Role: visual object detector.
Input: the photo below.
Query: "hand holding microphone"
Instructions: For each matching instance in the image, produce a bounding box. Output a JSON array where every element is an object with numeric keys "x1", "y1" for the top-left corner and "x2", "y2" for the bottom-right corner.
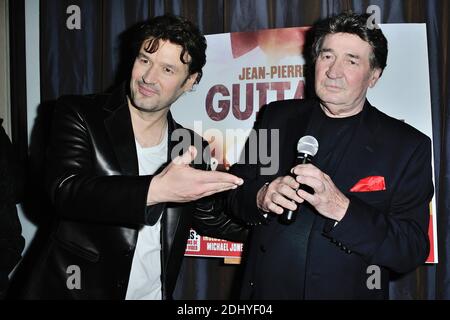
[
  {"x1": 257, "y1": 136, "x2": 318, "y2": 222},
  {"x1": 257, "y1": 135, "x2": 349, "y2": 222},
  {"x1": 282, "y1": 135, "x2": 319, "y2": 224}
]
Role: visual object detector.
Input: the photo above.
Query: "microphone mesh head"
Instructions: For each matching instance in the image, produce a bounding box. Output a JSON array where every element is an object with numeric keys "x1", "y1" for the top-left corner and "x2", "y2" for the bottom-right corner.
[{"x1": 297, "y1": 135, "x2": 319, "y2": 157}]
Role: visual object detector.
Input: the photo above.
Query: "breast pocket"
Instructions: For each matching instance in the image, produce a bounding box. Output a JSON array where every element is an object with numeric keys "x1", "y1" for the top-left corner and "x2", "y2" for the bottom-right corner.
[{"x1": 350, "y1": 190, "x2": 389, "y2": 207}]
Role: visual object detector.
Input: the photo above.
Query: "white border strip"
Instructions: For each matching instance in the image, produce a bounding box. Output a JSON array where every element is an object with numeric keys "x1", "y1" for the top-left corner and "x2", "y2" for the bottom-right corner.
[{"x1": 25, "y1": 0, "x2": 40, "y2": 142}]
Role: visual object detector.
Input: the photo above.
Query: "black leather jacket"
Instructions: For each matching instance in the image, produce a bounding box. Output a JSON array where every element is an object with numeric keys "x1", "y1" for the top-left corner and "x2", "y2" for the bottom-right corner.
[{"x1": 19, "y1": 85, "x2": 245, "y2": 299}]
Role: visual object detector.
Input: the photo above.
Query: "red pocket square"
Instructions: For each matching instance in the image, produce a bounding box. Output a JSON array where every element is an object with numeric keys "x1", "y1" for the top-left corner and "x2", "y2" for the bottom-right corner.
[{"x1": 350, "y1": 176, "x2": 386, "y2": 192}]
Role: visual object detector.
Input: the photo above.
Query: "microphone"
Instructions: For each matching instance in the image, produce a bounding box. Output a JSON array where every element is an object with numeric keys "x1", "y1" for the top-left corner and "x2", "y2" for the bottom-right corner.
[{"x1": 281, "y1": 135, "x2": 319, "y2": 224}]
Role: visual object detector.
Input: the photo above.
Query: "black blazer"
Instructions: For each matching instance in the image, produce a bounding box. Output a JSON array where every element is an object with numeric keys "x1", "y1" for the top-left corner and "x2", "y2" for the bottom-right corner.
[
  {"x1": 228, "y1": 98, "x2": 433, "y2": 299},
  {"x1": 16, "y1": 85, "x2": 244, "y2": 300}
]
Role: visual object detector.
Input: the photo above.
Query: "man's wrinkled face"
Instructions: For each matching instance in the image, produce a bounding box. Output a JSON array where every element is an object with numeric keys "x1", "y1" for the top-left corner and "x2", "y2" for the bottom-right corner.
[{"x1": 315, "y1": 33, "x2": 381, "y2": 117}]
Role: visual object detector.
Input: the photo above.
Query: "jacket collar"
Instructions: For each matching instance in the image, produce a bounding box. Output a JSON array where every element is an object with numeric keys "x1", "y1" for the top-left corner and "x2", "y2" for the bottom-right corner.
[
  {"x1": 311, "y1": 98, "x2": 379, "y2": 152},
  {"x1": 103, "y1": 82, "x2": 129, "y2": 112}
]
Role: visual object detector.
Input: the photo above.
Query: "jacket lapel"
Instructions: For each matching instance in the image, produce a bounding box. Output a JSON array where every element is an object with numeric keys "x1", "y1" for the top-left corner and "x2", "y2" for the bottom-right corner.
[
  {"x1": 332, "y1": 101, "x2": 380, "y2": 192},
  {"x1": 165, "y1": 112, "x2": 180, "y2": 165},
  {"x1": 160, "y1": 112, "x2": 186, "y2": 298},
  {"x1": 104, "y1": 85, "x2": 139, "y2": 176},
  {"x1": 278, "y1": 100, "x2": 316, "y2": 176}
]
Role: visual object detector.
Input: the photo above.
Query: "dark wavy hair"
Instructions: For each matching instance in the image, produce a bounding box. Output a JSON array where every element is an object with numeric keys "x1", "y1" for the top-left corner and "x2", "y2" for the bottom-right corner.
[
  {"x1": 311, "y1": 12, "x2": 388, "y2": 75},
  {"x1": 132, "y1": 14, "x2": 207, "y2": 84}
]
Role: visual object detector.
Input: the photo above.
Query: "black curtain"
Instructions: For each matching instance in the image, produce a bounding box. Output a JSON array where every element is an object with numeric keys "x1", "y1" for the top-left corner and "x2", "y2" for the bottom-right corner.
[
  {"x1": 32, "y1": 0, "x2": 450, "y2": 299},
  {"x1": 9, "y1": 0, "x2": 28, "y2": 164}
]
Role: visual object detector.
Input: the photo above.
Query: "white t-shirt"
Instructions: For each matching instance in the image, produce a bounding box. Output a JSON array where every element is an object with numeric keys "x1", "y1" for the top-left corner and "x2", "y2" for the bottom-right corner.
[{"x1": 125, "y1": 127, "x2": 168, "y2": 300}]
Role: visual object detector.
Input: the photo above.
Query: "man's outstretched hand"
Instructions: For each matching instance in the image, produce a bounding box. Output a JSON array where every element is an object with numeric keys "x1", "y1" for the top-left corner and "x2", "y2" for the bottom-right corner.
[{"x1": 147, "y1": 146, "x2": 244, "y2": 205}]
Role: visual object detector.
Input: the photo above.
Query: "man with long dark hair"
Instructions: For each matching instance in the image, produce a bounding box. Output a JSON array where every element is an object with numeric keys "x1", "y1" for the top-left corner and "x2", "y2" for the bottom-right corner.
[{"x1": 15, "y1": 14, "x2": 244, "y2": 300}]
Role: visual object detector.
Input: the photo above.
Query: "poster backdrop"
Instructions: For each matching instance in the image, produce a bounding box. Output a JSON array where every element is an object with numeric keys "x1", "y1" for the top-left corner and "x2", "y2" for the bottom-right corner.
[{"x1": 173, "y1": 24, "x2": 437, "y2": 263}]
